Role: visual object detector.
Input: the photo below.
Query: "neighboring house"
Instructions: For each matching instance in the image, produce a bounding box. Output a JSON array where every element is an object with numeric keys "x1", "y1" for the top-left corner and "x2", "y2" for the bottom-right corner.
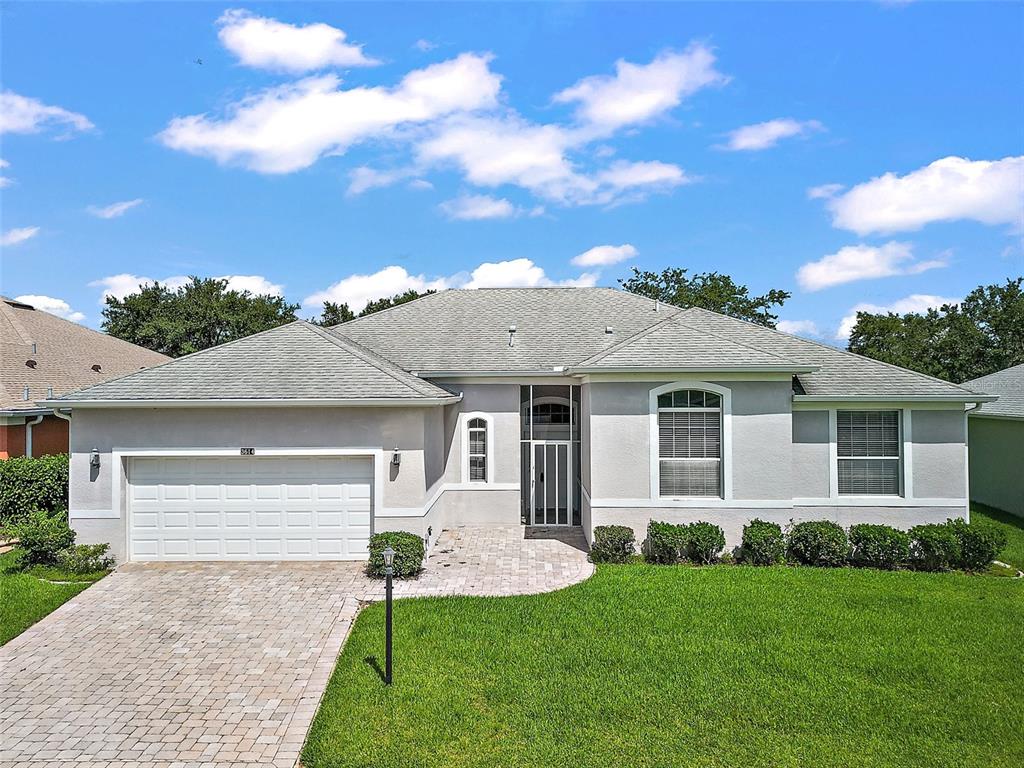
[
  {"x1": 45, "y1": 288, "x2": 993, "y2": 563},
  {"x1": 963, "y1": 363, "x2": 1024, "y2": 516},
  {"x1": 0, "y1": 295, "x2": 169, "y2": 458}
]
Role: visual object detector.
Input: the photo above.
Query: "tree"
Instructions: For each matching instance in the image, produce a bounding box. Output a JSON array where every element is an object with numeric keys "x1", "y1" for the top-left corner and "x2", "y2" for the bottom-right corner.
[
  {"x1": 315, "y1": 300, "x2": 355, "y2": 326},
  {"x1": 313, "y1": 289, "x2": 434, "y2": 326},
  {"x1": 847, "y1": 278, "x2": 1024, "y2": 382},
  {"x1": 619, "y1": 267, "x2": 791, "y2": 327},
  {"x1": 102, "y1": 277, "x2": 299, "y2": 357},
  {"x1": 359, "y1": 289, "x2": 434, "y2": 317}
]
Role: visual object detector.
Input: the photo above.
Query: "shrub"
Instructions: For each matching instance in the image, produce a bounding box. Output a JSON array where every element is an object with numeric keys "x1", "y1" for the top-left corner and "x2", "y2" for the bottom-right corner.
[
  {"x1": 55, "y1": 543, "x2": 115, "y2": 574},
  {"x1": 2, "y1": 509, "x2": 75, "y2": 566},
  {"x1": 0, "y1": 453, "x2": 69, "y2": 524},
  {"x1": 645, "y1": 521, "x2": 688, "y2": 564},
  {"x1": 848, "y1": 524, "x2": 910, "y2": 570},
  {"x1": 590, "y1": 525, "x2": 636, "y2": 563},
  {"x1": 685, "y1": 522, "x2": 725, "y2": 565},
  {"x1": 909, "y1": 523, "x2": 961, "y2": 572},
  {"x1": 787, "y1": 520, "x2": 849, "y2": 567},
  {"x1": 946, "y1": 518, "x2": 1008, "y2": 571},
  {"x1": 367, "y1": 531, "x2": 425, "y2": 578},
  {"x1": 740, "y1": 519, "x2": 785, "y2": 565}
]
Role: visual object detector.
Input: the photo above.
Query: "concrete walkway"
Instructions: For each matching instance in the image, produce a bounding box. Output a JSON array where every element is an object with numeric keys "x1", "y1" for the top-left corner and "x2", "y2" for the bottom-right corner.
[{"x1": 0, "y1": 526, "x2": 591, "y2": 768}]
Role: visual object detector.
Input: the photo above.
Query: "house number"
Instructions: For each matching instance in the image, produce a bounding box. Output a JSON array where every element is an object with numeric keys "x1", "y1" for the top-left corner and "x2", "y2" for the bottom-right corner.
[{"x1": 240, "y1": 448, "x2": 255, "y2": 455}]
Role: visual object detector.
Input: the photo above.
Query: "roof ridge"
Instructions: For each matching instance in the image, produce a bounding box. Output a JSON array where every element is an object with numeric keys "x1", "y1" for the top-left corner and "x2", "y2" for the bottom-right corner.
[
  {"x1": 330, "y1": 290, "x2": 443, "y2": 329},
  {"x1": 963, "y1": 361, "x2": 1024, "y2": 386},
  {"x1": 681, "y1": 306, "x2": 982, "y2": 396},
  {"x1": 303, "y1": 322, "x2": 447, "y2": 398},
  {"x1": 0, "y1": 297, "x2": 36, "y2": 345},
  {"x1": 671, "y1": 316, "x2": 805, "y2": 365},
  {"x1": 573, "y1": 313, "x2": 682, "y2": 367}
]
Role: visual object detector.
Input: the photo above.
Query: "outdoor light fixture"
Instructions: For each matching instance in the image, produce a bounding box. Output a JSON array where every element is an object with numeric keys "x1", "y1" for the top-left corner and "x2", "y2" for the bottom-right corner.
[
  {"x1": 391, "y1": 449, "x2": 401, "y2": 467},
  {"x1": 382, "y1": 545, "x2": 396, "y2": 685},
  {"x1": 89, "y1": 448, "x2": 100, "y2": 468}
]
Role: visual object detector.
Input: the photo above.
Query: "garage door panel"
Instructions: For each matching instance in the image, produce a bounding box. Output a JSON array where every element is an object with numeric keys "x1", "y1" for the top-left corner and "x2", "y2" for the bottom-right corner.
[{"x1": 129, "y1": 456, "x2": 373, "y2": 561}]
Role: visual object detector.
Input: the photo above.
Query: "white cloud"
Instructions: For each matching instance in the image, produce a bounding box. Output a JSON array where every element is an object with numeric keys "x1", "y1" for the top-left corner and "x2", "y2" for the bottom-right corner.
[
  {"x1": 807, "y1": 183, "x2": 843, "y2": 200},
  {"x1": 408, "y1": 178, "x2": 434, "y2": 191},
  {"x1": 217, "y1": 9, "x2": 378, "y2": 72},
  {"x1": 439, "y1": 194, "x2": 519, "y2": 220},
  {"x1": 347, "y1": 166, "x2": 416, "y2": 196},
  {"x1": 796, "y1": 241, "x2": 947, "y2": 291},
  {"x1": 0, "y1": 158, "x2": 12, "y2": 188},
  {"x1": 218, "y1": 274, "x2": 284, "y2": 296},
  {"x1": 553, "y1": 44, "x2": 728, "y2": 131},
  {"x1": 0, "y1": 90, "x2": 94, "y2": 135},
  {"x1": 776, "y1": 319, "x2": 820, "y2": 338},
  {"x1": 14, "y1": 295, "x2": 86, "y2": 323},
  {"x1": 159, "y1": 53, "x2": 502, "y2": 173},
  {"x1": 571, "y1": 243, "x2": 638, "y2": 267},
  {"x1": 720, "y1": 118, "x2": 823, "y2": 151},
  {"x1": 1, "y1": 226, "x2": 40, "y2": 246},
  {"x1": 836, "y1": 294, "x2": 960, "y2": 340},
  {"x1": 87, "y1": 198, "x2": 144, "y2": 219},
  {"x1": 596, "y1": 160, "x2": 692, "y2": 195},
  {"x1": 89, "y1": 273, "x2": 280, "y2": 302},
  {"x1": 826, "y1": 156, "x2": 1024, "y2": 235},
  {"x1": 414, "y1": 39, "x2": 436, "y2": 52}
]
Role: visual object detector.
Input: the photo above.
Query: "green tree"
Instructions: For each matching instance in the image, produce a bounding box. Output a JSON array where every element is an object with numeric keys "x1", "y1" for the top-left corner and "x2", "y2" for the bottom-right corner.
[
  {"x1": 619, "y1": 267, "x2": 791, "y2": 327},
  {"x1": 102, "y1": 277, "x2": 299, "y2": 357},
  {"x1": 359, "y1": 289, "x2": 434, "y2": 317},
  {"x1": 315, "y1": 300, "x2": 355, "y2": 326},
  {"x1": 847, "y1": 278, "x2": 1024, "y2": 382}
]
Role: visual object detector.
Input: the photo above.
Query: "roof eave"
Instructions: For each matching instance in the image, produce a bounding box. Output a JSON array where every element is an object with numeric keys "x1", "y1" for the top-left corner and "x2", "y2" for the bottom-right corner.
[
  {"x1": 570, "y1": 365, "x2": 819, "y2": 374},
  {"x1": 969, "y1": 411, "x2": 1024, "y2": 421},
  {"x1": 412, "y1": 369, "x2": 571, "y2": 378},
  {"x1": 793, "y1": 394, "x2": 997, "y2": 403},
  {"x1": 40, "y1": 396, "x2": 462, "y2": 408}
]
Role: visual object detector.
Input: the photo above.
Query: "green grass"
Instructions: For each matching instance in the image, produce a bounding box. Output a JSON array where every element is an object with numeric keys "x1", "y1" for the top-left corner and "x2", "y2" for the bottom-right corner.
[
  {"x1": 0, "y1": 550, "x2": 105, "y2": 645},
  {"x1": 304, "y1": 565, "x2": 1024, "y2": 768},
  {"x1": 971, "y1": 503, "x2": 1024, "y2": 571}
]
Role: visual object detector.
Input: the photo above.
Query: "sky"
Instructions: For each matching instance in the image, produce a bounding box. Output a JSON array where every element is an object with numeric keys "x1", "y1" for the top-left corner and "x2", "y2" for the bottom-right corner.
[{"x1": 1, "y1": 1, "x2": 1022, "y2": 343}]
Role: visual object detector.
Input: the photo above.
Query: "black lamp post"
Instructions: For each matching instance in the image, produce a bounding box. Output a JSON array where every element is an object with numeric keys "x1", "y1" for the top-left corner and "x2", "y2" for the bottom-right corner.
[{"x1": 382, "y1": 545, "x2": 395, "y2": 685}]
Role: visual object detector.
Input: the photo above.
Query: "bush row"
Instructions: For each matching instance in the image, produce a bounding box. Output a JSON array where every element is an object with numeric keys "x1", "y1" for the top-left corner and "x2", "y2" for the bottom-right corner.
[
  {"x1": 590, "y1": 517, "x2": 1006, "y2": 573},
  {"x1": 2, "y1": 510, "x2": 114, "y2": 573},
  {"x1": 0, "y1": 454, "x2": 69, "y2": 524}
]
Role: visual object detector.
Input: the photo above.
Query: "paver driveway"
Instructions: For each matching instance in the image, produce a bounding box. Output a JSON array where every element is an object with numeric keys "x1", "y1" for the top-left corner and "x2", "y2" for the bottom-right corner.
[{"x1": 0, "y1": 526, "x2": 591, "y2": 768}]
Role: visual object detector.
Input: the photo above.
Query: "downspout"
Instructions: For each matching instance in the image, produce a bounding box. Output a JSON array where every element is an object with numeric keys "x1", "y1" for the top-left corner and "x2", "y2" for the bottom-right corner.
[
  {"x1": 24, "y1": 414, "x2": 44, "y2": 458},
  {"x1": 963, "y1": 402, "x2": 982, "y2": 522}
]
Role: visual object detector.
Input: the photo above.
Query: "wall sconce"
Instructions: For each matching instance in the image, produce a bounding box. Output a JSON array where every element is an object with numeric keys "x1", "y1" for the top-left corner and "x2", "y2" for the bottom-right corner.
[
  {"x1": 90, "y1": 448, "x2": 100, "y2": 468},
  {"x1": 391, "y1": 449, "x2": 401, "y2": 467}
]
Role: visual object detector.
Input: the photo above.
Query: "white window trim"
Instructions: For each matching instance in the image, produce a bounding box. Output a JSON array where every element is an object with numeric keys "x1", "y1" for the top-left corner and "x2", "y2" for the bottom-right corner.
[
  {"x1": 827, "y1": 408, "x2": 911, "y2": 499},
  {"x1": 649, "y1": 381, "x2": 732, "y2": 501},
  {"x1": 460, "y1": 411, "x2": 494, "y2": 484}
]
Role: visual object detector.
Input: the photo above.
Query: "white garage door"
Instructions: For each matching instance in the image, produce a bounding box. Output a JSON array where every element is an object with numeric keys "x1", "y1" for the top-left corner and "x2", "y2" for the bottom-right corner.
[{"x1": 128, "y1": 456, "x2": 373, "y2": 561}]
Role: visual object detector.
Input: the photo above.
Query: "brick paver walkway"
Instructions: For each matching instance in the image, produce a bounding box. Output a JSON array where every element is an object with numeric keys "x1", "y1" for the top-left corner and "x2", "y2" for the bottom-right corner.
[{"x1": 0, "y1": 526, "x2": 591, "y2": 768}]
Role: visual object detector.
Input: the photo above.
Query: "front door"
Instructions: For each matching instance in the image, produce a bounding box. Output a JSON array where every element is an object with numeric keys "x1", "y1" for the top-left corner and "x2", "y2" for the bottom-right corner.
[{"x1": 530, "y1": 441, "x2": 571, "y2": 525}]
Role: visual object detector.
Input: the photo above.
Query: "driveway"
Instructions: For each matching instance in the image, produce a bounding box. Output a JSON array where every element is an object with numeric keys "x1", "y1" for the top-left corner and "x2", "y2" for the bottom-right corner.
[{"x1": 0, "y1": 526, "x2": 591, "y2": 767}]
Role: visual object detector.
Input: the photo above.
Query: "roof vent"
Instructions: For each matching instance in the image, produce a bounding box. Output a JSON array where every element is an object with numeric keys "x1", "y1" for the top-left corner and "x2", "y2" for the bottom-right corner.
[
  {"x1": 508, "y1": 324, "x2": 517, "y2": 347},
  {"x1": 47, "y1": 387, "x2": 53, "y2": 398},
  {"x1": 22, "y1": 386, "x2": 30, "y2": 401},
  {"x1": 91, "y1": 364, "x2": 102, "y2": 372},
  {"x1": 654, "y1": 299, "x2": 659, "y2": 312},
  {"x1": 26, "y1": 359, "x2": 37, "y2": 368},
  {"x1": 605, "y1": 326, "x2": 614, "y2": 334},
  {"x1": 31, "y1": 342, "x2": 37, "y2": 354}
]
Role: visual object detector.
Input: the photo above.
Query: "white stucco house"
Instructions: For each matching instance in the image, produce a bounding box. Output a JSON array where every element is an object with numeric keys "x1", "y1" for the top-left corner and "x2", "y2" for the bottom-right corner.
[
  {"x1": 963, "y1": 362, "x2": 1023, "y2": 516},
  {"x1": 46, "y1": 288, "x2": 995, "y2": 563}
]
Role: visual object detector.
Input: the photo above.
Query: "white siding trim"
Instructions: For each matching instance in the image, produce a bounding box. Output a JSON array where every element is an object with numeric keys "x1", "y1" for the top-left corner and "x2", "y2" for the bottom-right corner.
[
  {"x1": 590, "y1": 498, "x2": 791, "y2": 509},
  {"x1": 381, "y1": 482, "x2": 520, "y2": 518},
  {"x1": 794, "y1": 497, "x2": 967, "y2": 508},
  {"x1": 459, "y1": 412, "x2": 495, "y2": 484},
  {"x1": 903, "y1": 409, "x2": 914, "y2": 500}
]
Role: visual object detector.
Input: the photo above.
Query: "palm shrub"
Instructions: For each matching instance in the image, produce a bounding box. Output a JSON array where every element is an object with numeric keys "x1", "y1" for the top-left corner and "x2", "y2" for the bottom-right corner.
[
  {"x1": 740, "y1": 519, "x2": 785, "y2": 565},
  {"x1": 909, "y1": 523, "x2": 961, "y2": 572},
  {"x1": 367, "y1": 531, "x2": 425, "y2": 578},
  {"x1": 787, "y1": 520, "x2": 849, "y2": 567},
  {"x1": 2, "y1": 509, "x2": 75, "y2": 566},
  {"x1": 590, "y1": 525, "x2": 636, "y2": 563},
  {"x1": 848, "y1": 524, "x2": 910, "y2": 570},
  {"x1": 685, "y1": 522, "x2": 726, "y2": 565},
  {"x1": 946, "y1": 518, "x2": 1007, "y2": 571},
  {"x1": 645, "y1": 521, "x2": 688, "y2": 564}
]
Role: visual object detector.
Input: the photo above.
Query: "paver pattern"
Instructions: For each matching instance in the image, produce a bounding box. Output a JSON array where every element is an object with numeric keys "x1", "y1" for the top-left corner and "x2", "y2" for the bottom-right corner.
[{"x1": 0, "y1": 526, "x2": 591, "y2": 768}]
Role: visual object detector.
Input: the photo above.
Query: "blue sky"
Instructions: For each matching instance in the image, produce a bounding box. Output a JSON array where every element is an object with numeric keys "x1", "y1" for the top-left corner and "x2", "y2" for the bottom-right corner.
[{"x1": 1, "y1": 1, "x2": 1021, "y2": 342}]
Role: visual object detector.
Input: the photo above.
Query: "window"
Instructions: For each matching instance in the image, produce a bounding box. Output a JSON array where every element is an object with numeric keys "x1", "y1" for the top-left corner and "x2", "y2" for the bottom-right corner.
[
  {"x1": 837, "y1": 410, "x2": 900, "y2": 495},
  {"x1": 657, "y1": 389, "x2": 722, "y2": 497},
  {"x1": 467, "y1": 417, "x2": 487, "y2": 482}
]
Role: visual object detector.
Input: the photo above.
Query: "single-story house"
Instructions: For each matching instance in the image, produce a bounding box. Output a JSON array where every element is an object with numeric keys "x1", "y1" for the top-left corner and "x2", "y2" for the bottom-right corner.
[
  {"x1": 1, "y1": 295, "x2": 168, "y2": 458},
  {"x1": 46, "y1": 287, "x2": 994, "y2": 563},
  {"x1": 963, "y1": 362, "x2": 1023, "y2": 516}
]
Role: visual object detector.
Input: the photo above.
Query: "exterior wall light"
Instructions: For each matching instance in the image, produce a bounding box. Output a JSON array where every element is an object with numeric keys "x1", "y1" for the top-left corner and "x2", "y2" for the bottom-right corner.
[
  {"x1": 90, "y1": 448, "x2": 101, "y2": 468},
  {"x1": 391, "y1": 449, "x2": 401, "y2": 467}
]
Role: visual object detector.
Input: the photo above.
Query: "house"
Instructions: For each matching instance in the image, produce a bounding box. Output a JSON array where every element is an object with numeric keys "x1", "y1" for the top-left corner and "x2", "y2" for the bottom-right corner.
[
  {"x1": 45, "y1": 287, "x2": 993, "y2": 563},
  {"x1": 0, "y1": 296, "x2": 168, "y2": 459},
  {"x1": 963, "y1": 363, "x2": 1024, "y2": 516}
]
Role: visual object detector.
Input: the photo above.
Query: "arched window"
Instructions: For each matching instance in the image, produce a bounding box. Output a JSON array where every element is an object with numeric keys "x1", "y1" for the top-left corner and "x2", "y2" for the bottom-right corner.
[
  {"x1": 656, "y1": 388, "x2": 722, "y2": 497},
  {"x1": 467, "y1": 417, "x2": 488, "y2": 482}
]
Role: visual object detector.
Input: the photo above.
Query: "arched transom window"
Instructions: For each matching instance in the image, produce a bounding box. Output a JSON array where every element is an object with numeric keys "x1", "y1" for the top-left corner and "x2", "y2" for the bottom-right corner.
[
  {"x1": 467, "y1": 417, "x2": 488, "y2": 482},
  {"x1": 656, "y1": 389, "x2": 722, "y2": 497}
]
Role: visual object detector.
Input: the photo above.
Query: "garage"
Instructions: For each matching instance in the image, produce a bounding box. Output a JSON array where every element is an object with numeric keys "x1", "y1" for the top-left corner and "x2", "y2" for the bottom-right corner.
[{"x1": 128, "y1": 455, "x2": 373, "y2": 561}]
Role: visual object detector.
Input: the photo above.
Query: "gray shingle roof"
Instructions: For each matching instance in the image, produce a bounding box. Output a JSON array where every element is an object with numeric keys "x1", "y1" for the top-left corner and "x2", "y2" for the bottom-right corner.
[
  {"x1": 963, "y1": 363, "x2": 1024, "y2": 419},
  {"x1": 1, "y1": 296, "x2": 169, "y2": 412},
  {"x1": 52, "y1": 321, "x2": 456, "y2": 403}
]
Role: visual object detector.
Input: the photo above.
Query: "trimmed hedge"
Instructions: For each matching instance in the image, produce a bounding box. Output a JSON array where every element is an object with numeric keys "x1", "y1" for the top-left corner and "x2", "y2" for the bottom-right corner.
[
  {"x1": 909, "y1": 523, "x2": 961, "y2": 572},
  {"x1": 2, "y1": 509, "x2": 74, "y2": 566},
  {"x1": 0, "y1": 453, "x2": 69, "y2": 523},
  {"x1": 740, "y1": 519, "x2": 785, "y2": 565},
  {"x1": 590, "y1": 525, "x2": 636, "y2": 563},
  {"x1": 849, "y1": 524, "x2": 910, "y2": 570},
  {"x1": 685, "y1": 522, "x2": 725, "y2": 565},
  {"x1": 367, "y1": 531, "x2": 425, "y2": 578},
  {"x1": 946, "y1": 518, "x2": 1007, "y2": 572},
  {"x1": 787, "y1": 521, "x2": 849, "y2": 567},
  {"x1": 646, "y1": 521, "x2": 688, "y2": 564}
]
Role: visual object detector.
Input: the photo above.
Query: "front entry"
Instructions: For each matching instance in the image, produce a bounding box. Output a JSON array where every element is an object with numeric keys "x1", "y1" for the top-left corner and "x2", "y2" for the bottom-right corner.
[{"x1": 530, "y1": 441, "x2": 572, "y2": 525}]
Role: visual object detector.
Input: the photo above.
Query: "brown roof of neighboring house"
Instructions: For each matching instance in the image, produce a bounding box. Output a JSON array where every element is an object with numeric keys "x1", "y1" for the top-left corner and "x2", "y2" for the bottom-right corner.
[{"x1": 0, "y1": 296, "x2": 169, "y2": 412}]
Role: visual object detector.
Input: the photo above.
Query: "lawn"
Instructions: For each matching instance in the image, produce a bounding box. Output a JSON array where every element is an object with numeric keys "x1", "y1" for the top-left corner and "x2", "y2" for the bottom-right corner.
[
  {"x1": 971, "y1": 503, "x2": 1024, "y2": 570},
  {"x1": 0, "y1": 550, "x2": 106, "y2": 646},
  {"x1": 303, "y1": 565, "x2": 1023, "y2": 768}
]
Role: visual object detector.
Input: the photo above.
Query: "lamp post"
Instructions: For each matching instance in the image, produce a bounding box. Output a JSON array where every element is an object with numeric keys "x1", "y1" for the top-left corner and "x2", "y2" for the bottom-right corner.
[{"x1": 382, "y1": 545, "x2": 395, "y2": 685}]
